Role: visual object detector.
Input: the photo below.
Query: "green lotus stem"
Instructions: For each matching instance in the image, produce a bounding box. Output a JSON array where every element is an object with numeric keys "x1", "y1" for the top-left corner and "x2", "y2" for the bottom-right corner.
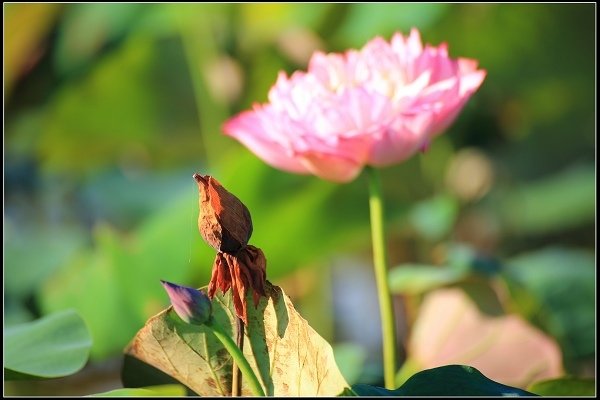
[
  {"x1": 206, "y1": 319, "x2": 266, "y2": 397},
  {"x1": 365, "y1": 166, "x2": 397, "y2": 389}
]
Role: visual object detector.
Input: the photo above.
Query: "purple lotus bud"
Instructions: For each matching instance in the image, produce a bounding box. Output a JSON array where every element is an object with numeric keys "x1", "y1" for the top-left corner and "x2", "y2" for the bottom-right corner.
[{"x1": 160, "y1": 280, "x2": 212, "y2": 325}]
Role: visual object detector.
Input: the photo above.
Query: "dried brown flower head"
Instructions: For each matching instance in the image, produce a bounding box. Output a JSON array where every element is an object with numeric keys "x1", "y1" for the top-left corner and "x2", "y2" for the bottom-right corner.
[
  {"x1": 194, "y1": 173, "x2": 253, "y2": 254},
  {"x1": 193, "y1": 173, "x2": 266, "y2": 323}
]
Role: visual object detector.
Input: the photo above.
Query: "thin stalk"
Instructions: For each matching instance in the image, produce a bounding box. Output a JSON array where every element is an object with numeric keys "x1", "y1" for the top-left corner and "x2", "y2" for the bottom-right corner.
[
  {"x1": 231, "y1": 317, "x2": 245, "y2": 396},
  {"x1": 365, "y1": 166, "x2": 397, "y2": 389},
  {"x1": 207, "y1": 319, "x2": 265, "y2": 397}
]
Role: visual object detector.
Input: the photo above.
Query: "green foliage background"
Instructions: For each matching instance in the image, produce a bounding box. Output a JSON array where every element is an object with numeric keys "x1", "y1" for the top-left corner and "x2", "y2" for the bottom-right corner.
[{"x1": 4, "y1": 3, "x2": 595, "y2": 395}]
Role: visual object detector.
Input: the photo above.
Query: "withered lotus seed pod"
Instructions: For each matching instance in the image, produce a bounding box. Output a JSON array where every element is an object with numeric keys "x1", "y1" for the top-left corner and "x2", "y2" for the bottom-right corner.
[{"x1": 193, "y1": 173, "x2": 253, "y2": 254}]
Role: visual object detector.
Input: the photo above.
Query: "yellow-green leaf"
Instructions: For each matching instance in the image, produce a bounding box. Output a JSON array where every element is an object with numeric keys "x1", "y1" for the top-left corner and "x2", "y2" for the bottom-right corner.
[
  {"x1": 527, "y1": 377, "x2": 595, "y2": 396},
  {"x1": 89, "y1": 384, "x2": 186, "y2": 397},
  {"x1": 125, "y1": 283, "x2": 348, "y2": 396}
]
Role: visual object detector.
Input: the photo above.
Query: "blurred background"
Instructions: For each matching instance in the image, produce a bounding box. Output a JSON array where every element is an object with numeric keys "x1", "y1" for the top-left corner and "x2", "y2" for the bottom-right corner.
[{"x1": 4, "y1": 3, "x2": 595, "y2": 395}]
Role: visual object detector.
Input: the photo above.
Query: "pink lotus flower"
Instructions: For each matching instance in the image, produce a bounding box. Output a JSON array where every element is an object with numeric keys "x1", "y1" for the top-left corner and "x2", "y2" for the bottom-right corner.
[{"x1": 223, "y1": 29, "x2": 486, "y2": 183}]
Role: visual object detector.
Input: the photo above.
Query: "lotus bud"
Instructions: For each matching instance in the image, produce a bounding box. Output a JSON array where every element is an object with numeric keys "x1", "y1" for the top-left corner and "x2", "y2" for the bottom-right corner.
[{"x1": 160, "y1": 280, "x2": 212, "y2": 325}]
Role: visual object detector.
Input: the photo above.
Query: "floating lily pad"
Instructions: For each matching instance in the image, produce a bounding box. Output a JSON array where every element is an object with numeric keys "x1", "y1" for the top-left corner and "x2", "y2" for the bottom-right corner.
[
  {"x1": 4, "y1": 309, "x2": 92, "y2": 380},
  {"x1": 353, "y1": 365, "x2": 536, "y2": 396}
]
